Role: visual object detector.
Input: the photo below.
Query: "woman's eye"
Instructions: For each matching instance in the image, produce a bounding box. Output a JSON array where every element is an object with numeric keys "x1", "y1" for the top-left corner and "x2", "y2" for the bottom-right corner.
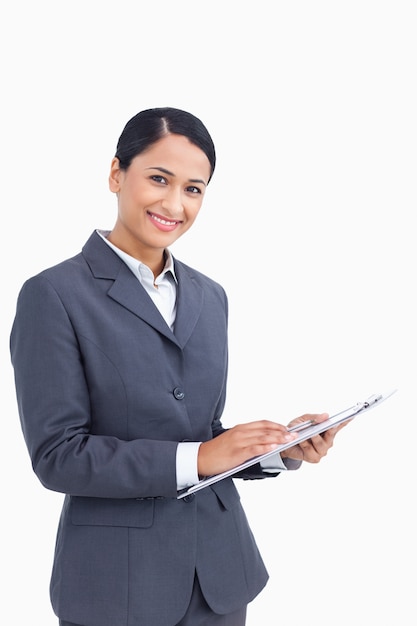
[
  {"x1": 150, "y1": 175, "x2": 167, "y2": 184},
  {"x1": 186, "y1": 185, "x2": 201, "y2": 194}
]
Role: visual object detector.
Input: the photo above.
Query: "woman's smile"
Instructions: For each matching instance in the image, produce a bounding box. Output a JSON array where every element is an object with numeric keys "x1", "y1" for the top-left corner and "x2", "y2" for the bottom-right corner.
[{"x1": 147, "y1": 210, "x2": 183, "y2": 232}]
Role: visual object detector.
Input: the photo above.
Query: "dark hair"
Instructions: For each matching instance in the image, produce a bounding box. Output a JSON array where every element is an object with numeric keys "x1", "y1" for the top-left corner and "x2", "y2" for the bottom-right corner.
[{"x1": 115, "y1": 107, "x2": 216, "y2": 182}]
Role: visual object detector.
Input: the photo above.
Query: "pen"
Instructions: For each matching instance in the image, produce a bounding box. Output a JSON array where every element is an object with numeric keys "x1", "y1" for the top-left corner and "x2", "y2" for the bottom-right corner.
[{"x1": 287, "y1": 419, "x2": 316, "y2": 433}]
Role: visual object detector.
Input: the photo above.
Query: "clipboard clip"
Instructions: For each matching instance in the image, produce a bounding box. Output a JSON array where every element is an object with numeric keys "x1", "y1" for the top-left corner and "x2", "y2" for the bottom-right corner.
[
  {"x1": 353, "y1": 393, "x2": 383, "y2": 414},
  {"x1": 363, "y1": 393, "x2": 383, "y2": 407}
]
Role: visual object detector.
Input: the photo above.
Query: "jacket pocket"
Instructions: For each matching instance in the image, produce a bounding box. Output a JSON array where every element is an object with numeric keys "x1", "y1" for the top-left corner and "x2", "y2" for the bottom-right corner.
[{"x1": 70, "y1": 496, "x2": 154, "y2": 528}]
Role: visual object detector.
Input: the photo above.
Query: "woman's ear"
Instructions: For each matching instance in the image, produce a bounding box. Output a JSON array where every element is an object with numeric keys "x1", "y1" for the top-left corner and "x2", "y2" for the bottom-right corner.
[{"x1": 109, "y1": 157, "x2": 122, "y2": 193}]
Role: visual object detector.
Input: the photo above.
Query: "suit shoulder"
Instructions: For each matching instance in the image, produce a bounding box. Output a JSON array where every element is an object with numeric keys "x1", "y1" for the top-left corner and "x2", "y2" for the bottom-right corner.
[
  {"x1": 17, "y1": 252, "x2": 88, "y2": 301},
  {"x1": 174, "y1": 259, "x2": 227, "y2": 295},
  {"x1": 16, "y1": 231, "x2": 104, "y2": 291}
]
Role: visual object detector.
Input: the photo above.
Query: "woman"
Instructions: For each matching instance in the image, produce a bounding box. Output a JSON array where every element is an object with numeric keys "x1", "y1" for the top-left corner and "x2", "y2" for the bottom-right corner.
[{"x1": 10, "y1": 107, "x2": 346, "y2": 626}]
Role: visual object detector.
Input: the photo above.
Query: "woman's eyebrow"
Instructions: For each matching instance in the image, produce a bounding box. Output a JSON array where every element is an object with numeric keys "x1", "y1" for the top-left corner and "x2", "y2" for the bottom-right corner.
[
  {"x1": 146, "y1": 166, "x2": 174, "y2": 176},
  {"x1": 146, "y1": 166, "x2": 207, "y2": 186}
]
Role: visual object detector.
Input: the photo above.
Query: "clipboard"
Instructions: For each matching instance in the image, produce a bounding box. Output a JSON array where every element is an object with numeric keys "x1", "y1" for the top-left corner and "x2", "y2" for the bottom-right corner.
[{"x1": 177, "y1": 389, "x2": 397, "y2": 499}]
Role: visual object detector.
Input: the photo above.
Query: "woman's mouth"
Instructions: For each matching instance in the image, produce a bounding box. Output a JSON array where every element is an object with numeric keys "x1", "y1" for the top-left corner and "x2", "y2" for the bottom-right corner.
[{"x1": 147, "y1": 211, "x2": 182, "y2": 232}]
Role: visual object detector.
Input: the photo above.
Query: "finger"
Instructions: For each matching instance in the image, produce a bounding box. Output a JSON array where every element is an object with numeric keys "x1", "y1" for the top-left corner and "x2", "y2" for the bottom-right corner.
[
  {"x1": 287, "y1": 412, "x2": 329, "y2": 430},
  {"x1": 298, "y1": 438, "x2": 327, "y2": 462},
  {"x1": 302, "y1": 428, "x2": 335, "y2": 453},
  {"x1": 244, "y1": 419, "x2": 295, "y2": 433},
  {"x1": 233, "y1": 421, "x2": 297, "y2": 443},
  {"x1": 225, "y1": 424, "x2": 298, "y2": 456},
  {"x1": 321, "y1": 419, "x2": 352, "y2": 442}
]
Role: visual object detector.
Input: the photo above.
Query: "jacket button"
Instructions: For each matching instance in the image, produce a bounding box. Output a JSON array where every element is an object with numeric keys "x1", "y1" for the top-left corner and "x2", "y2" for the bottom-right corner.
[
  {"x1": 182, "y1": 493, "x2": 195, "y2": 503},
  {"x1": 173, "y1": 387, "x2": 185, "y2": 400}
]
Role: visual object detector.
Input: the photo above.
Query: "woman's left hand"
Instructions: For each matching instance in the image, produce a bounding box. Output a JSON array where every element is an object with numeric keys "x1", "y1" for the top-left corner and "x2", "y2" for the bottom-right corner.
[{"x1": 282, "y1": 413, "x2": 352, "y2": 464}]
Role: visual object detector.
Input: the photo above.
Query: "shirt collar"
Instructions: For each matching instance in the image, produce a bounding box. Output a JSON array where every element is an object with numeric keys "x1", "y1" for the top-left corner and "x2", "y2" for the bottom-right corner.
[{"x1": 96, "y1": 229, "x2": 178, "y2": 284}]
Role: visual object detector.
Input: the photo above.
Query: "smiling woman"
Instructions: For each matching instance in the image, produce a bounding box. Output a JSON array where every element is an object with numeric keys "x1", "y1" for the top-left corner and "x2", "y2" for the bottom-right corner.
[
  {"x1": 108, "y1": 133, "x2": 211, "y2": 275},
  {"x1": 10, "y1": 106, "x2": 345, "y2": 626}
]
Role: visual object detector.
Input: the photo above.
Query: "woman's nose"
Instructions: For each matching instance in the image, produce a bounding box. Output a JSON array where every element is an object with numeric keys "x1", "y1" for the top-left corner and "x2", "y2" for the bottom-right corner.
[{"x1": 161, "y1": 186, "x2": 183, "y2": 215}]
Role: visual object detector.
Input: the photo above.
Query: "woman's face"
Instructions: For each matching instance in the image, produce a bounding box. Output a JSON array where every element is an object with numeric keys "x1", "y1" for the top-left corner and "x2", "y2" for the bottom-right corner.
[{"x1": 108, "y1": 133, "x2": 211, "y2": 261}]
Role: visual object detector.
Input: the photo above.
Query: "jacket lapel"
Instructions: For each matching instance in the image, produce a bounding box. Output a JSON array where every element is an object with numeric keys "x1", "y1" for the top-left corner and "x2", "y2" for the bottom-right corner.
[
  {"x1": 82, "y1": 232, "x2": 203, "y2": 348},
  {"x1": 172, "y1": 260, "x2": 204, "y2": 348},
  {"x1": 108, "y1": 270, "x2": 176, "y2": 341}
]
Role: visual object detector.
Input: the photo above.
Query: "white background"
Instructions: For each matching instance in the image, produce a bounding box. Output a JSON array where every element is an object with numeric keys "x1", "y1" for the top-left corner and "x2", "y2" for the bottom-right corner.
[{"x1": 1, "y1": 1, "x2": 416, "y2": 624}]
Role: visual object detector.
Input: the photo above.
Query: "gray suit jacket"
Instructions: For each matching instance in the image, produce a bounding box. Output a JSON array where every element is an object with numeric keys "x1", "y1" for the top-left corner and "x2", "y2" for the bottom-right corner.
[{"x1": 10, "y1": 231, "x2": 275, "y2": 626}]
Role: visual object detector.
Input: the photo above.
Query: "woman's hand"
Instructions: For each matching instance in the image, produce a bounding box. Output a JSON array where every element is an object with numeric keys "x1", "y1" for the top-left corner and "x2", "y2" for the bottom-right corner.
[
  {"x1": 197, "y1": 420, "x2": 298, "y2": 477},
  {"x1": 282, "y1": 413, "x2": 352, "y2": 463},
  {"x1": 198, "y1": 413, "x2": 352, "y2": 477}
]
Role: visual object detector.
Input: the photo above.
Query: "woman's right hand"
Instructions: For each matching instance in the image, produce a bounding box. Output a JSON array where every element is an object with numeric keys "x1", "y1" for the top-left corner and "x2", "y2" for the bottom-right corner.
[{"x1": 197, "y1": 420, "x2": 298, "y2": 477}]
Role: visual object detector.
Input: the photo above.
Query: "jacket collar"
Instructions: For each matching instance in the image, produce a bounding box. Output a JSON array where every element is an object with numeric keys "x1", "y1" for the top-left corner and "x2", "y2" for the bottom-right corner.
[{"x1": 82, "y1": 231, "x2": 203, "y2": 348}]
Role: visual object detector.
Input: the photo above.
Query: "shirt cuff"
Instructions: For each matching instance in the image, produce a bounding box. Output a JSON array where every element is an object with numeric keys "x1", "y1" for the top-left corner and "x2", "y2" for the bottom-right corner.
[
  {"x1": 260, "y1": 453, "x2": 302, "y2": 473},
  {"x1": 259, "y1": 452, "x2": 288, "y2": 473},
  {"x1": 282, "y1": 457, "x2": 303, "y2": 470},
  {"x1": 176, "y1": 442, "x2": 202, "y2": 490}
]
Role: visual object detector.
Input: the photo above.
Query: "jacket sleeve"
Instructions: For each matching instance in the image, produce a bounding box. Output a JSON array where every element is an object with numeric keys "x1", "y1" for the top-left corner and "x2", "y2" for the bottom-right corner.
[{"x1": 10, "y1": 275, "x2": 179, "y2": 499}]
